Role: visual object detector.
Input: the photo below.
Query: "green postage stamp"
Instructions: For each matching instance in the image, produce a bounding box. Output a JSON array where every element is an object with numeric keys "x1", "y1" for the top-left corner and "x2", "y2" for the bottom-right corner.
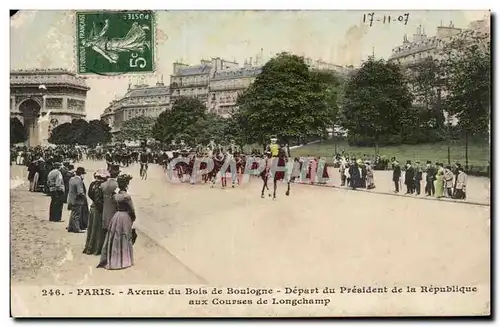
[{"x1": 76, "y1": 10, "x2": 155, "y2": 75}]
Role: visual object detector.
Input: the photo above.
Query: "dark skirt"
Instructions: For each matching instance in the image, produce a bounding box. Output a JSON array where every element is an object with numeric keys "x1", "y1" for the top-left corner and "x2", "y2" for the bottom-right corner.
[
  {"x1": 83, "y1": 204, "x2": 106, "y2": 255},
  {"x1": 97, "y1": 211, "x2": 134, "y2": 270}
]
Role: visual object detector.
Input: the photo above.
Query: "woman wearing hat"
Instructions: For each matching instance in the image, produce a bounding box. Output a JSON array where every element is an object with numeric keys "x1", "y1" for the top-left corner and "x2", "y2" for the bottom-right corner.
[
  {"x1": 98, "y1": 174, "x2": 136, "y2": 270},
  {"x1": 83, "y1": 169, "x2": 109, "y2": 256}
]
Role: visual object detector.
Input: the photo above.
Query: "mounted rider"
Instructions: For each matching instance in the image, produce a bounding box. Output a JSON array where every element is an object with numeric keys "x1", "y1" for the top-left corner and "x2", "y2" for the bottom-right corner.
[{"x1": 266, "y1": 136, "x2": 280, "y2": 158}]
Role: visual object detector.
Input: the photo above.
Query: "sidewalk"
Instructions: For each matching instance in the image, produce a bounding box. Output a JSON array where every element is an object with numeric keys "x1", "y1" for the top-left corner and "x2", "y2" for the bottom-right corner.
[{"x1": 10, "y1": 184, "x2": 203, "y2": 287}]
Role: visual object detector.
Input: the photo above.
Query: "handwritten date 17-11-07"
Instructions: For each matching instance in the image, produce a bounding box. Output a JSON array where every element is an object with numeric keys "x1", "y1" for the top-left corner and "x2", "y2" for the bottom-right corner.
[{"x1": 363, "y1": 12, "x2": 409, "y2": 27}]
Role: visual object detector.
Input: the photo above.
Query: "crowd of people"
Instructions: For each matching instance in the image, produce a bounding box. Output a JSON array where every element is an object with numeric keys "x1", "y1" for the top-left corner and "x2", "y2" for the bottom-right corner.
[
  {"x1": 10, "y1": 140, "x2": 475, "y2": 272},
  {"x1": 392, "y1": 159, "x2": 468, "y2": 199},
  {"x1": 12, "y1": 145, "x2": 137, "y2": 271}
]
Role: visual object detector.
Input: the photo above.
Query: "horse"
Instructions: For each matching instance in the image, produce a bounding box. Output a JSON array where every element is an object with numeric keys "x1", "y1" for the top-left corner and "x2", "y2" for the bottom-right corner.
[
  {"x1": 260, "y1": 149, "x2": 291, "y2": 200},
  {"x1": 210, "y1": 155, "x2": 224, "y2": 188}
]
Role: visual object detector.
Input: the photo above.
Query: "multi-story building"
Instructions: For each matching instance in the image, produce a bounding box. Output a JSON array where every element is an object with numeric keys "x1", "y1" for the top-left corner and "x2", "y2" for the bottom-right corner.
[
  {"x1": 304, "y1": 57, "x2": 354, "y2": 78},
  {"x1": 208, "y1": 57, "x2": 353, "y2": 117},
  {"x1": 388, "y1": 18, "x2": 490, "y2": 67},
  {"x1": 10, "y1": 68, "x2": 89, "y2": 146},
  {"x1": 100, "y1": 81, "x2": 169, "y2": 134},
  {"x1": 100, "y1": 55, "x2": 355, "y2": 131},
  {"x1": 169, "y1": 58, "x2": 238, "y2": 108},
  {"x1": 208, "y1": 61, "x2": 262, "y2": 117},
  {"x1": 388, "y1": 18, "x2": 490, "y2": 125}
]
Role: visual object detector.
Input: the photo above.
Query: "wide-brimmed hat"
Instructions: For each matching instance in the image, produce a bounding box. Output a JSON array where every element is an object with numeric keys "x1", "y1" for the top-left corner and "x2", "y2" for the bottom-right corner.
[
  {"x1": 53, "y1": 162, "x2": 62, "y2": 168},
  {"x1": 109, "y1": 163, "x2": 121, "y2": 172},
  {"x1": 117, "y1": 174, "x2": 133, "y2": 185},
  {"x1": 76, "y1": 167, "x2": 86, "y2": 175}
]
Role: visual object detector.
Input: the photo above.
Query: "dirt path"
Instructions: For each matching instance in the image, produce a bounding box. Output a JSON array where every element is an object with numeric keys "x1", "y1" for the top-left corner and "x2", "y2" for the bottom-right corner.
[{"x1": 11, "y1": 185, "x2": 203, "y2": 287}]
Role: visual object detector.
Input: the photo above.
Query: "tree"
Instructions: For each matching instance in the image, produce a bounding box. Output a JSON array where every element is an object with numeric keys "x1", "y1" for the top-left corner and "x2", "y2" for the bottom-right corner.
[
  {"x1": 236, "y1": 53, "x2": 333, "y2": 147},
  {"x1": 115, "y1": 116, "x2": 155, "y2": 142},
  {"x1": 85, "y1": 119, "x2": 112, "y2": 146},
  {"x1": 195, "y1": 113, "x2": 229, "y2": 144},
  {"x1": 340, "y1": 59, "x2": 413, "y2": 151},
  {"x1": 48, "y1": 119, "x2": 111, "y2": 146},
  {"x1": 406, "y1": 57, "x2": 445, "y2": 128},
  {"x1": 48, "y1": 122, "x2": 74, "y2": 145},
  {"x1": 310, "y1": 70, "x2": 345, "y2": 139},
  {"x1": 440, "y1": 32, "x2": 490, "y2": 167},
  {"x1": 70, "y1": 118, "x2": 89, "y2": 145},
  {"x1": 224, "y1": 112, "x2": 247, "y2": 148},
  {"x1": 152, "y1": 97, "x2": 206, "y2": 145},
  {"x1": 10, "y1": 117, "x2": 27, "y2": 145}
]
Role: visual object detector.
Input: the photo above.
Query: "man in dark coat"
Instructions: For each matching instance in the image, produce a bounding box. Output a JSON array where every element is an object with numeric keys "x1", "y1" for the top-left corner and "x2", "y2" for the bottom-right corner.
[
  {"x1": 67, "y1": 167, "x2": 88, "y2": 233},
  {"x1": 348, "y1": 160, "x2": 360, "y2": 190},
  {"x1": 413, "y1": 161, "x2": 423, "y2": 195},
  {"x1": 392, "y1": 160, "x2": 402, "y2": 193},
  {"x1": 424, "y1": 161, "x2": 436, "y2": 196},
  {"x1": 47, "y1": 162, "x2": 65, "y2": 222},
  {"x1": 404, "y1": 160, "x2": 415, "y2": 194},
  {"x1": 60, "y1": 162, "x2": 74, "y2": 203},
  {"x1": 452, "y1": 163, "x2": 461, "y2": 197}
]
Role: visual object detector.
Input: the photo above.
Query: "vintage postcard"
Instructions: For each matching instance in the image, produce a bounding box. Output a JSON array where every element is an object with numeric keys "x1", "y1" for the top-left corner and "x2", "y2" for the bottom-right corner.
[{"x1": 10, "y1": 9, "x2": 491, "y2": 317}]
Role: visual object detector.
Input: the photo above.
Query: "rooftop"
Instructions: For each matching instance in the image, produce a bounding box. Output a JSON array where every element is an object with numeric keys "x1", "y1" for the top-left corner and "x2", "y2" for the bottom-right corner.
[
  {"x1": 211, "y1": 66, "x2": 263, "y2": 81},
  {"x1": 124, "y1": 84, "x2": 170, "y2": 97},
  {"x1": 10, "y1": 68, "x2": 89, "y2": 89},
  {"x1": 176, "y1": 64, "x2": 213, "y2": 76}
]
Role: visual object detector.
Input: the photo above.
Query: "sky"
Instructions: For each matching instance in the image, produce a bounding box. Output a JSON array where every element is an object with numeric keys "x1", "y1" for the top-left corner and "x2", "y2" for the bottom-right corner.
[{"x1": 10, "y1": 10, "x2": 489, "y2": 119}]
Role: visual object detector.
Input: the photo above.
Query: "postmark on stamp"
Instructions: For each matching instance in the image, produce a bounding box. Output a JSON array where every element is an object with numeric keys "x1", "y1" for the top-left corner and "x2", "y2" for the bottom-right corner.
[{"x1": 76, "y1": 10, "x2": 155, "y2": 75}]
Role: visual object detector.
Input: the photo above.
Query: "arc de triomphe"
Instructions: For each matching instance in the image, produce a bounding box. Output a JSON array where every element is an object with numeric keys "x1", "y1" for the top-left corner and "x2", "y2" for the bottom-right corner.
[{"x1": 10, "y1": 69, "x2": 90, "y2": 146}]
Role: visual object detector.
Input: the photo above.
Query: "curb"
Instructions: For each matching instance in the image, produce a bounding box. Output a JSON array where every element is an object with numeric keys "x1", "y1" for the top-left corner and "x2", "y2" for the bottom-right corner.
[{"x1": 293, "y1": 181, "x2": 490, "y2": 207}]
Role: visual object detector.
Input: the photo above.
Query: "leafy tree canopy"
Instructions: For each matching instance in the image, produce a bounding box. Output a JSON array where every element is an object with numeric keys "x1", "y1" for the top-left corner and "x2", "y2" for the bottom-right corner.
[
  {"x1": 440, "y1": 34, "x2": 490, "y2": 136},
  {"x1": 48, "y1": 119, "x2": 111, "y2": 146},
  {"x1": 340, "y1": 58, "x2": 413, "y2": 145},
  {"x1": 152, "y1": 97, "x2": 206, "y2": 145},
  {"x1": 406, "y1": 57, "x2": 445, "y2": 128},
  {"x1": 236, "y1": 52, "x2": 334, "y2": 145},
  {"x1": 86, "y1": 119, "x2": 112, "y2": 146},
  {"x1": 115, "y1": 116, "x2": 155, "y2": 142},
  {"x1": 10, "y1": 117, "x2": 27, "y2": 145}
]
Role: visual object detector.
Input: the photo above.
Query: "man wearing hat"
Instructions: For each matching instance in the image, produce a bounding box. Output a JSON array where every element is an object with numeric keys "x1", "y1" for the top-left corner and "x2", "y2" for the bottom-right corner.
[
  {"x1": 47, "y1": 162, "x2": 65, "y2": 222},
  {"x1": 392, "y1": 160, "x2": 402, "y2": 193},
  {"x1": 101, "y1": 164, "x2": 120, "y2": 233},
  {"x1": 413, "y1": 161, "x2": 423, "y2": 195},
  {"x1": 266, "y1": 136, "x2": 280, "y2": 158},
  {"x1": 67, "y1": 167, "x2": 89, "y2": 233},
  {"x1": 424, "y1": 160, "x2": 436, "y2": 196},
  {"x1": 404, "y1": 160, "x2": 415, "y2": 194}
]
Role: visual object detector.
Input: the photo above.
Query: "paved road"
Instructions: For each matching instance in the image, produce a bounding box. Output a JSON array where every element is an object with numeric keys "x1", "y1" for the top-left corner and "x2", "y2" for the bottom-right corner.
[{"x1": 72, "y1": 160, "x2": 490, "y2": 289}]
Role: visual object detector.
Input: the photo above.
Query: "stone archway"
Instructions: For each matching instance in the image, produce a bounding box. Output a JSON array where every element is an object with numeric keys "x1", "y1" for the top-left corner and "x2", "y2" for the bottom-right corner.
[{"x1": 19, "y1": 99, "x2": 41, "y2": 146}]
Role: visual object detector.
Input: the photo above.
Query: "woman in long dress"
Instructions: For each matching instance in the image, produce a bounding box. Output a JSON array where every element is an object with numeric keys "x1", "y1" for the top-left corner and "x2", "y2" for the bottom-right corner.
[
  {"x1": 97, "y1": 174, "x2": 136, "y2": 270},
  {"x1": 434, "y1": 170, "x2": 445, "y2": 198},
  {"x1": 83, "y1": 169, "x2": 108, "y2": 255}
]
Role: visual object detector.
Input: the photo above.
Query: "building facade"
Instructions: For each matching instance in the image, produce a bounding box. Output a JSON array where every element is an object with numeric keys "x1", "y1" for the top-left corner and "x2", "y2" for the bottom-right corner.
[
  {"x1": 388, "y1": 19, "x2": 490, "y2": 66},
  {"x1": 388, "y1": 19, "x2": 490, "y2": 125},
  {"x1": 208, "y1": 64, "x2": 262, "y2": 117},
  {"x1": 304, "y1": 57, "x2": 354, "y2": 77},
  {"x1": 169, "y1": 57, "x2": 239, "y2": 109},
  {"x1": 101, "y1": 82, "x2": 170, "y2": 134},
  {"x1": 100, "y1": 55, "x2": 354, "y2": 133},
  {"x1": 10, "y1": 68, "x2": 89, "y2": 146}
]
